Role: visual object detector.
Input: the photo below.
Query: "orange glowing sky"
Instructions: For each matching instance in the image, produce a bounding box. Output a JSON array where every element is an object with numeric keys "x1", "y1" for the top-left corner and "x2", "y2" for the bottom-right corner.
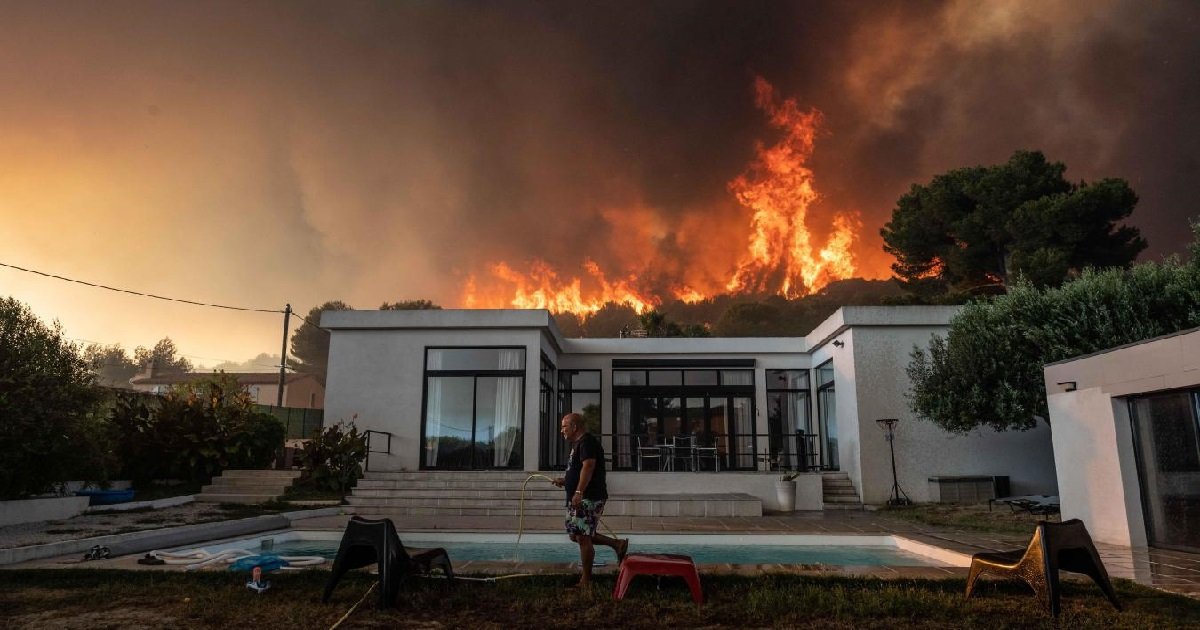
[{"x1": 2, "y1": 1, "x2": 1198, "y2": 366}]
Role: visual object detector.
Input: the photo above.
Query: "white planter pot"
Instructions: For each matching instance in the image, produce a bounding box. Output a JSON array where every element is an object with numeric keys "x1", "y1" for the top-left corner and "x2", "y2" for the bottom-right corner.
[{"x1": 775, "y1": 480, "x2": 797, "y2": 512}]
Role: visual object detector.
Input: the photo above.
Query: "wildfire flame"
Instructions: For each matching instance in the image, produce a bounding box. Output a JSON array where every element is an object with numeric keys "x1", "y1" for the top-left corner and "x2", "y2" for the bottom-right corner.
[{"x1": 462, "y1": 77, "x2": 860, "y2": 313}]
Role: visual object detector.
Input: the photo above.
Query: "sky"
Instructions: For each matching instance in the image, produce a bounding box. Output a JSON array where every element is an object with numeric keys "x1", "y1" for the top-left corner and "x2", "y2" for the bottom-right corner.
[{"x1": 2, "y1": 1, "x2": 1198, "y2": 368}]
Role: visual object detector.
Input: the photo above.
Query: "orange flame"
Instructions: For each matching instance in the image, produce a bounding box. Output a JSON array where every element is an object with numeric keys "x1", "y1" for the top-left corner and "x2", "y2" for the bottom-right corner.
[
  {"x1": 462, "y1": 77, "x2": 859, "y2": 312},
  {"x1": 725, "y1": 77, "x2": 858, "y2": 299},
  {"x1": 466, "y1": 259, "x2": 658, "y2": 315}
]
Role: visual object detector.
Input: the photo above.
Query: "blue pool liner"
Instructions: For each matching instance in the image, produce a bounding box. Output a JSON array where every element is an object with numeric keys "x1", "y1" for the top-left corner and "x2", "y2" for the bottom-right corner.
[
  {"x1": 75, "y1": 489, "x2": 136, "y2": 505},
  {"x1": 229, "y1": 554, "x2": 290, "y2": 573}
]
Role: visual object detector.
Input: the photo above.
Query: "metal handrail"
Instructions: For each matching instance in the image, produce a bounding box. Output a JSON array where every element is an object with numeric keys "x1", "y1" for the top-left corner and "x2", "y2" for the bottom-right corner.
[
  {"x1": 362, "y1": 429, "x2": 394, "y2": 473},
  {"x1": 595, "y1": 431, "x2": 822, "y2": 472}
]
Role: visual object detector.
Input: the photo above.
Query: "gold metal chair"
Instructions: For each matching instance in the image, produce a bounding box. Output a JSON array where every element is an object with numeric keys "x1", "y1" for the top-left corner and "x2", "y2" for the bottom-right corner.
[{"x1": 964, "y1": 518, "x2": 1121, "y2": 616}]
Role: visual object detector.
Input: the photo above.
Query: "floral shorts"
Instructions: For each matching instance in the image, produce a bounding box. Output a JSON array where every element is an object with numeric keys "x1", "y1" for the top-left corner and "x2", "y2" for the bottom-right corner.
[{"x1": 565, "y1": 498, "x2": 606, "y2": 537}]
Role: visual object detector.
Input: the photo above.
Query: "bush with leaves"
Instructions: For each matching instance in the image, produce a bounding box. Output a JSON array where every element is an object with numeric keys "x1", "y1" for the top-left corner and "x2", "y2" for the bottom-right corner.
[
  {"x1": 908, "y1": 234, "x2": 1200, "y2": 434},
  {"x1": 301, "y1": 419, "x2": 367, "y2": 493},
  {"x1": 0, "y1": 297, "x2": 108, "y2": 499},
  {"x1": 108, "y1": 373, "x2": 285, "y2": 484}
]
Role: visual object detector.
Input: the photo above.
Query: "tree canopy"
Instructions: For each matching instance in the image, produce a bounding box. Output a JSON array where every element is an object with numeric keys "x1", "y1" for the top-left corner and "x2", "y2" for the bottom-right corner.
[
  {"x1": 83, "y1": 343, "x2": 139, "y2": 387},
  {"x1": 288, "y1": 300, "x2": 352, "y2": 385},
  {"x1": 380, "y1": 299, "x2": 441, "y2": 310},
  {"x1": 907, "y1": 226, "x2": 1200, "y2": 433},
  {"x1": 881, "y1": 150, "x2": 1146, "y2": 298},
  {"x1": 133, "y1": 337, "x2": 192, "y2": 374},
  {"x1": 0, "y1": 297, "x2": 106, "y2": 498}
]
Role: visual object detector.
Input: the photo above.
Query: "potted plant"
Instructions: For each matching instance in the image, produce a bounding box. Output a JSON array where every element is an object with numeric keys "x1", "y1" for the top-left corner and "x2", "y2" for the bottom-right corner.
[{"x1": 776, "y1": 471, "x2": 800, "y2": 512}]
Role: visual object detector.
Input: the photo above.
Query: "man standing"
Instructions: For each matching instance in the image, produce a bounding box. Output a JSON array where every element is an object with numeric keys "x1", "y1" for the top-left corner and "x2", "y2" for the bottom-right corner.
[{"x1": 553, "y1": 412, "x2": 629, "y2": 588}]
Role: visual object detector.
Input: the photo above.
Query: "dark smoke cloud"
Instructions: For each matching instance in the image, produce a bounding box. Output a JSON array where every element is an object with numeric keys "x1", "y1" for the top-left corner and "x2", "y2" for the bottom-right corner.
[{"x1": 1, "y1": 1, "x2": 1197, "y2": 360}]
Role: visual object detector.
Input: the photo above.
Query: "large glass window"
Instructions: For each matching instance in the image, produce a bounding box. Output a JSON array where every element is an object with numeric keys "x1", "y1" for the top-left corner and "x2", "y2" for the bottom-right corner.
[
  {"x1": 549, "y1": 369, "x2": 601, "y2": 470},
  {"x1": 816, "y1": 360, "x2": 838, "y2": 470},
  {"x1": 422, "y1": 347, "x2": 525, "y2": 470},
  {"x1": 1130, "y1": 389, "x2": 1200, "y2": 552},
  {"x1": 612, "y1": 367, "x2": 756, "y2": 471},
  {"x1": 767, "y1": 369, "x2": 813, "y2": 471}
]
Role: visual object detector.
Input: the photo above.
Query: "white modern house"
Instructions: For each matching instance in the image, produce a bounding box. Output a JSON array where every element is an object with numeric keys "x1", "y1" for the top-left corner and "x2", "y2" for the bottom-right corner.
[
  {"x1": 322, "y1": 305, "x2": 1057, "y2": 510},
  {"x1": 1044, "y1": 326, "x2": 1200, "y2": 551}
]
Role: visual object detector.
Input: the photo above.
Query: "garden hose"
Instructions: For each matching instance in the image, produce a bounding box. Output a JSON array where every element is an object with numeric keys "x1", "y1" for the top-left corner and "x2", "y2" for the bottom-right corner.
[{"x1": 517, "y1": 473, "x2": 620, "y2": 556}]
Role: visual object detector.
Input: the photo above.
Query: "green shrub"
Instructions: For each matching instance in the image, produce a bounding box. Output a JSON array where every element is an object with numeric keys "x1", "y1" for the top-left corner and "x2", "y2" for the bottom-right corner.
[
  {"x1": 301, "y1": 419, "x2": 367, "y2": 493},
  {"x1": 0, "y1": 297, "x2": 106, "y2": 499},
  {"x1": 108, "y1": 374, "x2": 285, "y2": 484}
]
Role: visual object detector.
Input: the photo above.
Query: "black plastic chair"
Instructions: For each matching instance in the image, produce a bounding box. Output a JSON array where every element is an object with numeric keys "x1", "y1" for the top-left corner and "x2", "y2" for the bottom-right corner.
[
  {"x1": 965, "y1": 518, "x2": 1121, "y2": 616},
  {"x1": 322, "y1": 516, "x2": 454, "y2": 609}
]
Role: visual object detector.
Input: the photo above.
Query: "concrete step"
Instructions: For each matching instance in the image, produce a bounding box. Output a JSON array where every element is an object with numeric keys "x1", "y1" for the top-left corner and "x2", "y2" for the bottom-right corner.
[
  {"x1": 822, "y1": 494, "x2": 863, "y2": 503},
  {"x1": 823, "y1": 487, "x2": 859, "y2": 496},
  {"x1": 195, "y1": 493, "x2": 283, "y2": 504},
  {"x1": 346, "y1": 496, "x2": 565, "y2": 509},
  {"x1": 219, "y1": 469, "x2": 302, "y2": 479},
  {"x1": 822, "y1": 502, "x2": 865, "y2": 511},
  {"x1": 350, "y1": 488, "x2": 561, "y2": 499},
  {"x1": 354, "y1": 479, "x2": 560, "y2": 490},
  {"x1": 344, "y1": 503, "x2": 563, "y2": 517},
  {"x1": 200, "y1": 484, "x2": 293, "y2": 497},
  {"x1": 360, "y1": 471, "x2": 538, "y2": 482},
  {"x1": 207, "y1": 478, "x2": 296, "y2": 489},
  {"x1": 822, "y1": 478, "x2": 855, "y2": 487}
]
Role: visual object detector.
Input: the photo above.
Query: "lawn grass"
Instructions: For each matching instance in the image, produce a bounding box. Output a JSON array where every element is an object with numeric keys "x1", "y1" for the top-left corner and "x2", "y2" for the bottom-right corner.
[
  {"x1": 881, "y1": 502, "x2": 1055, "y2": 536},
  {"x1": 1, "y1": 569, "x2": 1195, "y2": 629}
]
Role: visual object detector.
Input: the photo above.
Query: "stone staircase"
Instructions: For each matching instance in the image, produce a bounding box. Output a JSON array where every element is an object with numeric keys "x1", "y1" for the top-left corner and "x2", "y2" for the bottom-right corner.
[
  {"x1": 196, "y1": 469, "x2": 302, "y2": 504},
  {"x1": 346, "y1": 471, "x2": 763, "y2": 517},
  {"x1": 821, "y1": 472, "x2": 864, "y2": 510}
]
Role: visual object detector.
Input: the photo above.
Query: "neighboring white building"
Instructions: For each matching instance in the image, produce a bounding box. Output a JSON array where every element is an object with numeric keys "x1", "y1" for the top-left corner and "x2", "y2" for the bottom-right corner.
[
  {"x1": 1044, "y1": 327, "x2": 1200, "y2": 550},
  {"x1": 322, "y1": 306, "x2": 1057, "y2": 509}
]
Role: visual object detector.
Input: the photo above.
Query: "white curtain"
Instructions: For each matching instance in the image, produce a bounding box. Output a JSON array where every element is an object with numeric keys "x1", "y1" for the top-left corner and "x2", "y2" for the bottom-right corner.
[
  {"x1": 616, "y1": 397, "x2": 632, "y2": 468},
  {"x1": 424, "y1": 352, "x2": 443, "y2": 466},
  {"x1": 492, "y1": 350, "x2": 523, "y2": 467}
]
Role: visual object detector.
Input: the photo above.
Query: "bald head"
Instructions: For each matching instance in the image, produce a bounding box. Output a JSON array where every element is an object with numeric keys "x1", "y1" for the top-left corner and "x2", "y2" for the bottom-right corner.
[{"x1": 560, "y1": 412, "x2": 586, "y2": 442}]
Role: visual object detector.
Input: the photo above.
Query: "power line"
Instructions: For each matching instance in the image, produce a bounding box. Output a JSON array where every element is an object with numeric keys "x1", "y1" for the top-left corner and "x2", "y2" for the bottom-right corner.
[{"x1": 0, "y1": 260, "x2": 285, "y2": 314}]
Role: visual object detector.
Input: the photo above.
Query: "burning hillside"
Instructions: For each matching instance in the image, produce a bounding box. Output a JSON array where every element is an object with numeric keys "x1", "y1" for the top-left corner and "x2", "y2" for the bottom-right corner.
[{"x1": 461, "y1": 77, "x2": 861, "y2": 314}]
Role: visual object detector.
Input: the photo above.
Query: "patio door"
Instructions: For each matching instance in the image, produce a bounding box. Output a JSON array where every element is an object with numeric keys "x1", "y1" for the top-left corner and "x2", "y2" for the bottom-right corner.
[{"x1": 1130, "y1": 389, "x2": 1200, "y2": 552}]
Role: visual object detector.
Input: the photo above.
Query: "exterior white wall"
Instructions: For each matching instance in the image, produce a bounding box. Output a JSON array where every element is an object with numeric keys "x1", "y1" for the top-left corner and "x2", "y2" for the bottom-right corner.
[
  {"x1": 324, "y1": 327, "x2": 543, "y2": 472},
  {"x1": 607, "y1": 471, "x2": 824, "y2": 511},
  {"x1": 840, "y1": 323, "x2": 1057, "y2": 505},
  {"x1": 1043, "y1": 326, "x2": 1200, "y2": 547}
]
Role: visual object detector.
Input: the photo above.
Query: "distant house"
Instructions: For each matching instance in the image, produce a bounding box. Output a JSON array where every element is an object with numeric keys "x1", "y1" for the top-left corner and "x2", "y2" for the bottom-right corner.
[{"x1": 128, "y1": 363, "x2": 325, "y2": 409}]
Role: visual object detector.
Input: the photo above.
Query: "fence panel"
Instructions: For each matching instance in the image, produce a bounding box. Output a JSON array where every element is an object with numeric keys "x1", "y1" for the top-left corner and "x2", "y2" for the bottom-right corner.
[{"x1": 254, "y1": 405, "x2": 325, "y2": 439}]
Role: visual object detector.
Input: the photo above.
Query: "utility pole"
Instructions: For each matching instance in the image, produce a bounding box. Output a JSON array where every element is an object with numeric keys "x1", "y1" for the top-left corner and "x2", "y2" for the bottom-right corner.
[{"x1": 276, "y1": 303, "x2": 291, "y2": 407}]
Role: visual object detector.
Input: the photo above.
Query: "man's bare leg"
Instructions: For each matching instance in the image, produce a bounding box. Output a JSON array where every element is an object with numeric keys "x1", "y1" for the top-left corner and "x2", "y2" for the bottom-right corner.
[
  {"x1": 592, "y1": 533, "x2": 629, "y2": 562},
  {"x1": 577, "y1": 535, "x2": 595, "y2": 586}
]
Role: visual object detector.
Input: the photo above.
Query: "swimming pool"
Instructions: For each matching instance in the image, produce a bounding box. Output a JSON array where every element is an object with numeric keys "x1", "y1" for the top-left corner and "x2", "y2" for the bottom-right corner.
[{"x1": 182, "y1": 531, "x2": 970, "y2": 567}]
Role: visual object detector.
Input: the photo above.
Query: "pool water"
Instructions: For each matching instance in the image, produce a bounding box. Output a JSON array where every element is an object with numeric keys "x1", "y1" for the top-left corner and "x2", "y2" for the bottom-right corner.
[{"x1": 261, "y1": 538, "x2": 940, "y2": 566}]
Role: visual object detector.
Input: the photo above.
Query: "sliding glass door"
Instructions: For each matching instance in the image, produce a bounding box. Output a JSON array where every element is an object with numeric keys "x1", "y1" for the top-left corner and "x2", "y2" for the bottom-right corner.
[{"x1": 1130, "y1": 389, "x2": 1200, "y2": 552}]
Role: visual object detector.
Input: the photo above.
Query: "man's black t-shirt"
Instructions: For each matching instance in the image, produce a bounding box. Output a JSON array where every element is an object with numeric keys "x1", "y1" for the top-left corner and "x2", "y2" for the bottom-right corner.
[{"x1": 563, "y1": 432, "x2": 608, "y2": 505}]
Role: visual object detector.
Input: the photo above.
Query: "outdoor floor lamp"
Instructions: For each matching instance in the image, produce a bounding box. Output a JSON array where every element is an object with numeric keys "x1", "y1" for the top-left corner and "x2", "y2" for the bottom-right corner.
[{"x1": 876, "y1": 418, "x2": 912, "y2": 506}]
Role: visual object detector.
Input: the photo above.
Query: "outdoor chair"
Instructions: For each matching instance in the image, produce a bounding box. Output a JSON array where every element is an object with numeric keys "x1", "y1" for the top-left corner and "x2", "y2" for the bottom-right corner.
[
  {"x1": 636, "y1": 436, "x2": 664, "y2": 471},
  {"x1": 671, "y1": 435, "x2": 696, "y2": 471},
  {"x1": 322, "y1": 516, "x2": 454, "y2": 609},
  {"x1": 964, "y1": 518, "x2": 1121, "y2": 616},
  {"x1": 691, "y1": 433, "x2": 720, "y2": 472}
]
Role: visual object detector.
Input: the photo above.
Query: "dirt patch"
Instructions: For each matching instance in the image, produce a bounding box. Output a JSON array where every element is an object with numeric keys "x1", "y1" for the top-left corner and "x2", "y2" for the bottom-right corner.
[{"x1": 12, "y1": 608, "x2": 178, "y2": 629}]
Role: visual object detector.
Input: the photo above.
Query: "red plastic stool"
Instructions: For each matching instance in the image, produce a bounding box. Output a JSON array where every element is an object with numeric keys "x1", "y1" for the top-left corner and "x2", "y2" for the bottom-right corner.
[{"x1": 613, "y1": 553, "x2": 703, "y2": 604}]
